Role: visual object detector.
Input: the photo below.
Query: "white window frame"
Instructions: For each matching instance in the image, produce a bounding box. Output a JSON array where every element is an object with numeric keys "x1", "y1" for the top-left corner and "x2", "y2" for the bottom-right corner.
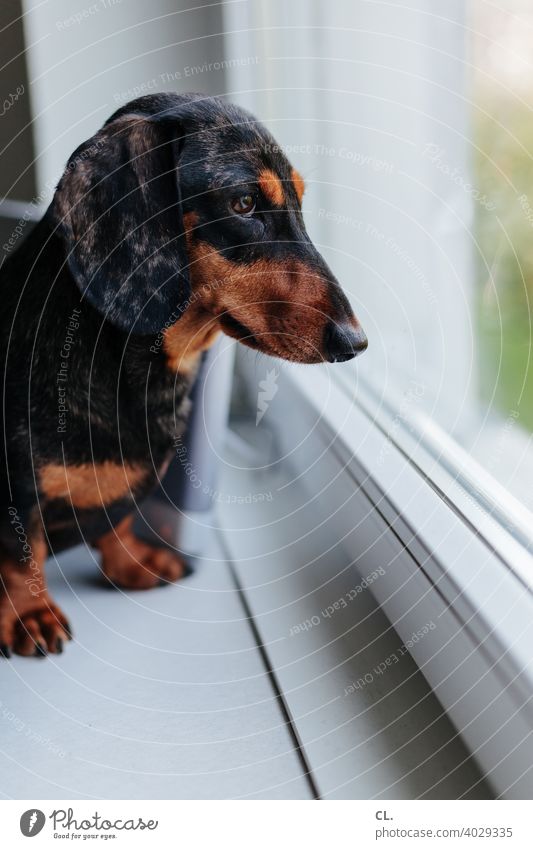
[{"x1": 222, "y1": 0, "x2": 533, "y2": 798}]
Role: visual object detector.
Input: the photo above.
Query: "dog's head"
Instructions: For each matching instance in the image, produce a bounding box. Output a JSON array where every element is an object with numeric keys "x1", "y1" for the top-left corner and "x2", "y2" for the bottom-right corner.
[{"x1": 52, "y1": 93, "x2": 367, "y2": 364}]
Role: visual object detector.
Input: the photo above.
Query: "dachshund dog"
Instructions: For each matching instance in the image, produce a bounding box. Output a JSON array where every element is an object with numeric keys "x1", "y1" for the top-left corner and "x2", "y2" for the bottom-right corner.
[{"x1": 0, "y1": 93, "x2": 367, "y2": 657}]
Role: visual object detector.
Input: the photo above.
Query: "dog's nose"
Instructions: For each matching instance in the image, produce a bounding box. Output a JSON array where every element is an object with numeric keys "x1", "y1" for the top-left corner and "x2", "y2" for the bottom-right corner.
[{"x1": 324, "y1": 321, "x2": 368, "y2": 362}]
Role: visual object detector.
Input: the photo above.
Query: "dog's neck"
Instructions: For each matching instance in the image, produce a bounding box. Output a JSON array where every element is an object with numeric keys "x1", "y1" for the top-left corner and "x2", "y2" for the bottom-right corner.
[{"x1": 163, "y1": 300, "x2": 221, "y2": 375}]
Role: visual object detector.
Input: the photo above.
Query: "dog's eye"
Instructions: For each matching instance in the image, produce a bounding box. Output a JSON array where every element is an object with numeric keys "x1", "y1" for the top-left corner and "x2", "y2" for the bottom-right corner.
[{"x1": 230, "y1": 194, "x2": 256, "y2": 216}]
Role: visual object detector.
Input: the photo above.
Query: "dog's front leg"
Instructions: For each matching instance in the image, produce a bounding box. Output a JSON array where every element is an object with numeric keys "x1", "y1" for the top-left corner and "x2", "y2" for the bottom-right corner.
[
  {"x1": 0, "y1": 529, "x2": 71, "y2": 657},
  {"x1": 94, "y1": 513, "x2": 187, "y2": 590}
]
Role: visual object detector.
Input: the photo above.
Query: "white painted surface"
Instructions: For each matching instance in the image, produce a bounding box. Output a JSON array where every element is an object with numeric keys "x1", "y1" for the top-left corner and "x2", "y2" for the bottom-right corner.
[
  {"x1": 0, "y1": 539, "x2": 311, "y2": 800},
  {"x1": 217, "y1": 419, "x2": 491, "y2": 800}
]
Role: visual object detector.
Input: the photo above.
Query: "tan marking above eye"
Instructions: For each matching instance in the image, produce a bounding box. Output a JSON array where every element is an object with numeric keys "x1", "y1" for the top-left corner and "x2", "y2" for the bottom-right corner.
[
  {"x1": 40, "y1": 462, "x2": 147, "y2": 509},
  {"x1": 291, "y1": 168, "x2": 305, "y2": 204},
  {"x1": 258, "y1": 169, "x2": 285, "y2": 207}
]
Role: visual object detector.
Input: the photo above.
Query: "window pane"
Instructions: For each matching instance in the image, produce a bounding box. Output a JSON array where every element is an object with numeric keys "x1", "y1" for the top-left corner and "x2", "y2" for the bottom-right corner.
[
  {"x1": 223, "y1": 0, "x2": 533, "y2": 524},
  {"x1": 471, "y1": 0, "x2": 533, "y2": 508}
]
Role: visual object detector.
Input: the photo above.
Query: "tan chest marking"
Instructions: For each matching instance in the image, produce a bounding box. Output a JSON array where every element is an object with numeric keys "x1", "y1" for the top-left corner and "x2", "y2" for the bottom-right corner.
[
  {"x1": 163, "y1": 303, "x2": 221, "y2": 375},
  {"x1": 162, "y1": 211, "x2": 222, "y2": 375},
  {"x1": 40, "y1": 461, "x2": 147, "y2": 509}
]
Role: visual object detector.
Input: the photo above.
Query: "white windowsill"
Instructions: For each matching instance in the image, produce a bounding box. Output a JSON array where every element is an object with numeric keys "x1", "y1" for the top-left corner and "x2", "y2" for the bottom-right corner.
[{"x1": 224, "y1": 352, "x2": 533, "y2": 799}]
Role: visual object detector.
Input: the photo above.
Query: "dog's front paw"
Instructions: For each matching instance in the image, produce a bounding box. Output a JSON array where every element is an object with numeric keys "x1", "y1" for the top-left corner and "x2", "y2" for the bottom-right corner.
[
  {"x1": 101, "y1": 543, "x2": 186, "y2": 590},
  {"x1": 96, "y1": 515, "x2": 188, "y2": 590},
  {"x1": 0, "y1": 596, "x2": 72, "y2": 658}
]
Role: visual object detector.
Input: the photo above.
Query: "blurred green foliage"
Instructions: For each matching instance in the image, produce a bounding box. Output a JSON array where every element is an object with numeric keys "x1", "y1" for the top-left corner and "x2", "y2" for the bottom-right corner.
[{"x1": 473, "y1": 96, "x2": 533, "y2": 429}]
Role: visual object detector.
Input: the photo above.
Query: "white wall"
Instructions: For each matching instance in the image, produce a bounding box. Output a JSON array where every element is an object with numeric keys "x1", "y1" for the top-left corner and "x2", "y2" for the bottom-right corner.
[{"x1": 21, "y1": 0, "x2": 227, "y2": 194}]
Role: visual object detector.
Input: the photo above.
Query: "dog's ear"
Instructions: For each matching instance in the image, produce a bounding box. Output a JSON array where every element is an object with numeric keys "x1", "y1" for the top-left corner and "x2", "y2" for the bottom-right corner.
[{"x1": 51, "y1": 114, "x2": 190, "y2": 335}]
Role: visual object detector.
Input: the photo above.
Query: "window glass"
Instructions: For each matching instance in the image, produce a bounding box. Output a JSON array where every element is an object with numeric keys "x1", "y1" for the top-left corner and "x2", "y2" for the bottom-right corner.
[
  {"x1": 471, "y1": 0, "x2": 533, "y2": 508},
  {"x1": 224, "y1": 0, "x2": 533, "y2": 517}
]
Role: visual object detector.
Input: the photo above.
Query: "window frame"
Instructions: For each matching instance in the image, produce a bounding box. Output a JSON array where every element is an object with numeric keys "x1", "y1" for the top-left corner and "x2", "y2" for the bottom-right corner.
[
  {"x1": 230, "y1": 353, "x2": 533, "y2": 798},
  {"x1": 221, "y1": 0, "x2": 533, "y2": 797}
]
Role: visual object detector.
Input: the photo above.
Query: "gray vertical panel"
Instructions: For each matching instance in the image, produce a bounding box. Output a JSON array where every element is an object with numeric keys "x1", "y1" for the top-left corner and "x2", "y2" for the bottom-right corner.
[
  {"x1": 158, "y1": 339, "x2": 235, "y2": 514},
  {"x1": 137, "y1": 339, "x2": 235, "y2": 555},
  {"x1": 0, "y1": 1, "x2": 36, "y2": 201}
]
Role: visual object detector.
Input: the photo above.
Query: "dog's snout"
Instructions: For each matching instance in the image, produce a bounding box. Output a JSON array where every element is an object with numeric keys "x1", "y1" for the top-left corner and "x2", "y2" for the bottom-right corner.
[{"x1": 324, "y1": 321, "x2": 368, "y2": 363}]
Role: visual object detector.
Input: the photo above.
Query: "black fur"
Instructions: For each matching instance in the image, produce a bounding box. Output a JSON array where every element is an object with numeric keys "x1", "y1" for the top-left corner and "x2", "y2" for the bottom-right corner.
[{"x1": 0, "y1": 93, "x2": 365, "y2": 631}]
